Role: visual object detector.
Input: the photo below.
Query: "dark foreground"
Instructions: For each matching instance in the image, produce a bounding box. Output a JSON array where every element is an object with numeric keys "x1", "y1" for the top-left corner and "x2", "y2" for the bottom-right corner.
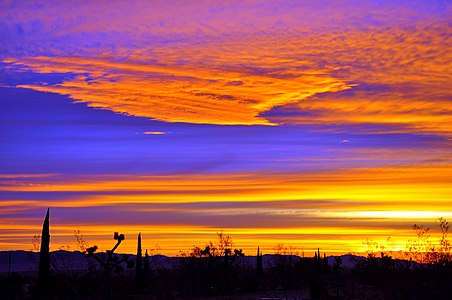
[{"x1": 1, "y1": 252, "x2": 451, "y2": 300}]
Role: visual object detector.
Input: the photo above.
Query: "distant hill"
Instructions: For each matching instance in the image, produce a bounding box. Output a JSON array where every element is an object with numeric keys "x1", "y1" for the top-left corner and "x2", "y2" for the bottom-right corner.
[{"x1": 0, "y1": 250, "x2": 373, "y2": 274}]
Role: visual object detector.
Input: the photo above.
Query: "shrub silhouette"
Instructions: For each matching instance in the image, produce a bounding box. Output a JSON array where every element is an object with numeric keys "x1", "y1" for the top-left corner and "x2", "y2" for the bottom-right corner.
[
  {"x1": 405, "y1": 217, "x2": 451, "y2": 266},
  {"x1": 179, "y1": 231, "x2": 244, "y2": 296}
]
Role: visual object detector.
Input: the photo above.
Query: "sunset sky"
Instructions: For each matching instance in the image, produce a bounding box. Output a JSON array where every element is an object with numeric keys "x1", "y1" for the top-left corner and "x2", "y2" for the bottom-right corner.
[{"x1": 0, "y1": 0, "x2": 451, "y2": 256}]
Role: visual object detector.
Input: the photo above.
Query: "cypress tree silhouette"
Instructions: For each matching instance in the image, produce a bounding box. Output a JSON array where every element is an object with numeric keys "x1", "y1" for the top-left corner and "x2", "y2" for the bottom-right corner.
[
  {"x1": 142, "y1": 249, "x2": 150, "y2": 294},
  {"x1": 256, "y1": 247, "x2": 263, "y2": 289},
  {"x1": 38, "y1": 208, "x2": 50, "y2": 298},
  {"x1": 143, "y1": 249, "x2": 150, "y2": 277},
  {"x1": 136, "y1": 233, "x2": 142, "y2": 280},
  {"x1": 256, "y1": 247, "x2": 262, "y2": 273}
]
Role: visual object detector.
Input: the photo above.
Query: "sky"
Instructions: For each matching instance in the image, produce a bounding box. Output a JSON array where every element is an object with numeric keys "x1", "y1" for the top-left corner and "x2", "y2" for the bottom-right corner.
[{"x1": 0, "y1": 0, "x2": 451, "y2": 256}]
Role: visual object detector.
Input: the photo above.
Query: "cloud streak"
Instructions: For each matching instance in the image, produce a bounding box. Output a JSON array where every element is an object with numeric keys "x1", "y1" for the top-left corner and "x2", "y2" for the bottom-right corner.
[{"x1": 1, "y1": 164, "x2": 451, "y2": 254}]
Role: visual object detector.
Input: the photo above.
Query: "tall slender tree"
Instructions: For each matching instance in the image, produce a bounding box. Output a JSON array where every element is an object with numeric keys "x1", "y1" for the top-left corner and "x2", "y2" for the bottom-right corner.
[
  {"x1": 38, "y1": 208, "x2": 50, "y2": 297},
  {"x1": 143, "y1": 249, "x2": 150, "y2": 276},
  {"x1": 256, "y1": 247, "x2": 263, "y2": 288},
  {"x1": 256, "y1": 247, "x2": 262, "y2": 272},
  {"x1": 136, "y1": 233, "x2": 142, "y2": 280}
]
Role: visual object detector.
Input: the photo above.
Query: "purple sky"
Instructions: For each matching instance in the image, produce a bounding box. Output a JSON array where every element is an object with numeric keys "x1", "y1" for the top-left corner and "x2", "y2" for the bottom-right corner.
[{"x1": 0, "y1": 0, "x2": 451, "y2": 254}]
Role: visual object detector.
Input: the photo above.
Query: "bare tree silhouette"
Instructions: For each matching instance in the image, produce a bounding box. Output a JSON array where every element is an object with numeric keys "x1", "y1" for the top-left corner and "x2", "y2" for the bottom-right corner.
[{"x1": 84, "y1": 232, "x2": 132, "y2": 299}]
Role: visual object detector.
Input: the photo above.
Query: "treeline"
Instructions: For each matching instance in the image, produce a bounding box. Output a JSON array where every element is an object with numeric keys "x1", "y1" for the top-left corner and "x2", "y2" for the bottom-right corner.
[{"x1": 1, "y1": 208, "x2": 452, "y2": 299}]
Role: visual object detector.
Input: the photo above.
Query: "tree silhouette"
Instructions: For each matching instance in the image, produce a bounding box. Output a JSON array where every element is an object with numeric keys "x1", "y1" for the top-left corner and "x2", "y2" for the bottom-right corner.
[
  {"x1": 136, "y1": 233, "x2": 142, "y2": 280},
  {"x1": 256, "y1": 247, "x2": 263, "y2": 288},
  {"x1": 84, "y1": 232, "x2": 131, "y2": 275},
  {"x1": 143, "y1": 249, "x2": 150, "y2": 277},
  {"x1": 37, "y1": 208, "x2": 50, "y2": 298},
  {"x1": 84, "y1": 232, "x2": 132, "y2": 299},
  {"x1": 437, "y1": 217, "x2": 451, "y2": 266},
  {"x1": 181, "y1": 231, "x2": 244, "y2": 295}
]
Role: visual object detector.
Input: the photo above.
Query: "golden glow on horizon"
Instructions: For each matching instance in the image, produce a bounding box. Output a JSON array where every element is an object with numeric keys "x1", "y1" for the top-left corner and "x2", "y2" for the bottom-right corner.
[
  {"x1": 1, "y1": 165, "x2": 451, "y2": 255},
  {"x1": 0, "y1": 221, "x2": 435, "y2": 256},
  {"x1": 0, "y1": 221, "x2": 422, "y2": 255}
]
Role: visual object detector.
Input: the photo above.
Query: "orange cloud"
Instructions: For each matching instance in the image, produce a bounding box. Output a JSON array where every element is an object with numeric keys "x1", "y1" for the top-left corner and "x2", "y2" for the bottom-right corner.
[
  {"x1": 5, "y1": 21, "x2": 450, "y2": 133},
  {"x1": 6, "y1": 54, "x2": 351, "y2": 125},
  {"x1": 266, "y1": 24, "x2": 452, "y2": 134}
]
